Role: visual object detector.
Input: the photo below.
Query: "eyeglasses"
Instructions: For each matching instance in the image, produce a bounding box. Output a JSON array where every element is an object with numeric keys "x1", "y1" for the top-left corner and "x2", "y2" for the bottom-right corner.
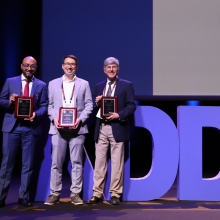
[
  {"x1": 105, "y1": 65, "x2": 118, "y2": 69},
  {"x1": 63, "y1": 63, "x2": 77, "y2": 67},
  {"x1": 22, "y1": 63, "x2": 37, "y2": 69}
]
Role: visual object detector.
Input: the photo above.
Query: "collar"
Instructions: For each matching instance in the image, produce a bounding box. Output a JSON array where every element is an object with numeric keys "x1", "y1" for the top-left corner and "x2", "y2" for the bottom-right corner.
[
  {"x1": 107, "y1": 76, "x2": 118, "y2": 84},
  {"x1": 21, "y1": 74, "x2": 34, "y2": 82},
  {"x1": 62, "y1": 74, "x2": 76, "y2": 82}
]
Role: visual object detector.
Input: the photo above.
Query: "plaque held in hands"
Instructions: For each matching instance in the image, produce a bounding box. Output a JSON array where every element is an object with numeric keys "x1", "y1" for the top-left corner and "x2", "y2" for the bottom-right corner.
[
  {"x1": 100, "y1": 96, "x2": 118, "y2": 118},
  {"x1": 14, "y1": 96, "x2": 34, "y2": 118},
  {"x1": 59, "y1": 107, "x2": 77, "y2": 128}
]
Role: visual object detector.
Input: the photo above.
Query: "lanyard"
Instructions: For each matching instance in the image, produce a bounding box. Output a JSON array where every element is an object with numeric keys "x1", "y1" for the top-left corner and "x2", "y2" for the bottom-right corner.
[
  {"x1": 61, "y1": 82, "x2": 75, "y2": 103},
  {"x1": 103, "y1": 81, "x2": 117, "y2": 96}
]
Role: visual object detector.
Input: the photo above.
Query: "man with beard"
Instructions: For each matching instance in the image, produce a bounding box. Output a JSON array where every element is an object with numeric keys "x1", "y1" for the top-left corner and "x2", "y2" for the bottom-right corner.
[
  {"x1": 0, "y1": 56, "x2": 48, "y2": 208},
  {"x1": 44, "y1": 55, "x2": 93, "y2": 206}
]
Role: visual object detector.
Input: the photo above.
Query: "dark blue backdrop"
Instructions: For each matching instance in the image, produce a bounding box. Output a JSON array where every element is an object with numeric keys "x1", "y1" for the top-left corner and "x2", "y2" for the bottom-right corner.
[{"x1": 41, "y1": 0, "x2": 153, "y2": 95}]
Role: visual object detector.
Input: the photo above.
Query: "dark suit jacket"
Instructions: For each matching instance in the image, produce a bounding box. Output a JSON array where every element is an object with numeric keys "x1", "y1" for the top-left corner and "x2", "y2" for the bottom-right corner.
[
  {"x1": 0, "y1": 75, "x2": 48, "y2": 135},
  {"x1": 93, "y1": 77, "x2": 136, "y2": 142}
]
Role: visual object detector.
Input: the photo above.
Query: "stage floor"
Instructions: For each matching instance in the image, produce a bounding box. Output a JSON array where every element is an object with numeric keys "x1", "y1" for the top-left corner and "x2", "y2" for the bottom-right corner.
[{"x1": 1, "y1": 175, "x2": 220, "y2": 220}]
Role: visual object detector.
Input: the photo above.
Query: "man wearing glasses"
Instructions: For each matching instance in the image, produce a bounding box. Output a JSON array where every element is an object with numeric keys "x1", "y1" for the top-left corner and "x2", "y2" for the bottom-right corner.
[
  {"x1": 0, "y1": 56, "x2": 48, "y2": 208},
  {"x1": 44, "y1": 55, "x2": 93, "y2": 205},
  {"x1": 86, "y1": 57, "x2": 136, "y2": 205}
]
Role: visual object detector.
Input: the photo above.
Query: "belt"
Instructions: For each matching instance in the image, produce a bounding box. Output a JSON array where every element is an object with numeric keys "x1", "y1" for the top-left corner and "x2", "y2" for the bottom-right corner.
[
  {"x1": 100, "y1": 119, "x2": 111, "y2": 125},
  {"x1": 18, "y1": 119, "x2": 30, "y2": 127}
]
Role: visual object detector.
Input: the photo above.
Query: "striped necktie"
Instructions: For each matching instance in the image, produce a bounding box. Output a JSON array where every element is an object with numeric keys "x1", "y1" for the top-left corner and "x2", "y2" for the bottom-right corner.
[{"x1": 106, "y1": 82, "x2": 113, "y2": 96}]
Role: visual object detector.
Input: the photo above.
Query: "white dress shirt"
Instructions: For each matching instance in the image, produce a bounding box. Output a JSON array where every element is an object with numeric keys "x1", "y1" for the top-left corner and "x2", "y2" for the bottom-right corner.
[
  {"x1": 62, "y1": 74, "x2": 76, "y2": 108},
  {"x1": 21, "y1": 74, "x2": 33, "y2": 96}
]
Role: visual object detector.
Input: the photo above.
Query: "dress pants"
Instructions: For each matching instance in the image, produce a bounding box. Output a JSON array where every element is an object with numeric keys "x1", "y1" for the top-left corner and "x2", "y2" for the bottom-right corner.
[
  {"x1": 0, "y1": 122, "x2": 37, "y2": 200},
  {"x1": 93, "y1": 123, "x2": 124, "y2": 198},
  {"x1": 50, "y1": 130, "x2": 85, "y2": 197}
]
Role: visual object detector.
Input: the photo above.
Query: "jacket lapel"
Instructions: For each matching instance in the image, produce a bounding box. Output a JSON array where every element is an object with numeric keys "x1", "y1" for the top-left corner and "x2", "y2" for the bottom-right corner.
[
  {"x1": 14, "y1": 76, "x2": 22, "y2": 95},
  {"x1": 100, "y1": 81, "x2": 106, "y2": 95},
  {"x1": 58, "y1": 77, "x2": 63, "y2": 107},
  {"x1": 74, "y1": 77, "x2": 81, "y2": 107},
  {"x1": 114, "y1": 77, "x2": 122, "y2": 96},
  {"x1": 30, "y1": 77, "x2": 37, "y2": 97}
]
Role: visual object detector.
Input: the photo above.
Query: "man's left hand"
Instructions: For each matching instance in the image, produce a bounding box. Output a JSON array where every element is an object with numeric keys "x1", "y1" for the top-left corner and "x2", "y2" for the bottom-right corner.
[
  {"x1": 69, "y1": 118, "x2": 81, "y2": 129},
  {"x1": 24, "y1": 112, "x2": 36, "y2": 122},
  {"x1": 106, "y1": 112, "x2": 119, "y2": 120}
]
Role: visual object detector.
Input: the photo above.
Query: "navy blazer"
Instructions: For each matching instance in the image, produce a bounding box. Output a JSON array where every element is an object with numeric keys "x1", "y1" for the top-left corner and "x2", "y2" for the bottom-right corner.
[
  {"x1": 93, "y1": 77, "x2": 136, "y2": 142},
  {"x1": 0, "y1": 76, "x2": 48, "y2": 135}
]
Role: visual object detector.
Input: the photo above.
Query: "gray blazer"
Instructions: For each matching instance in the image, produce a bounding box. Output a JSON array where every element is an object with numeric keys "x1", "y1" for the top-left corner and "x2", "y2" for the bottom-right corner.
[{"x1": 48, "y1": 76, "x2": 93, "y2": 135}]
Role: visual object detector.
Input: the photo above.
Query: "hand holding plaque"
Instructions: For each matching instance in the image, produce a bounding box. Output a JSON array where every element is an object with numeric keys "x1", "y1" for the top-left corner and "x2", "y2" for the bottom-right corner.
[
  {"x1": 58, "y1": 107, "x2": 77, "y2": 128},
  {"x1": 100, "y1": 96, "x2": 118, "y2": 118},
  {"x1": 14, "y1": 96, "x2": 34, "y2": 118}
]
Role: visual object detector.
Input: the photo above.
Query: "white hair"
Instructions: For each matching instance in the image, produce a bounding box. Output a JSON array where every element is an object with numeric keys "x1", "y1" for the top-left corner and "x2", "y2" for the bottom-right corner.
[{"x1": 103, "y1": 57, "x2": 119, "y2": 67}]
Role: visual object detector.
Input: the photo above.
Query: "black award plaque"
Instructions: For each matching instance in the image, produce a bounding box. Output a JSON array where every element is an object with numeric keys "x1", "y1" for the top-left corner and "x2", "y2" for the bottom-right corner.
[
  {"x1": 14, "y1": 96, "x2": 34, "y2": 118},
  {"x1": 100, "y1": 96, "x2": 118, "y2": 118}
]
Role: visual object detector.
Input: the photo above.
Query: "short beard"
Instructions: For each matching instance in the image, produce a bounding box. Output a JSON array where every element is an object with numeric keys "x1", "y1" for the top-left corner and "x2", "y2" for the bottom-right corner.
[{"x1": 22, "y1": 71, "x2": 34, "y2": 80}]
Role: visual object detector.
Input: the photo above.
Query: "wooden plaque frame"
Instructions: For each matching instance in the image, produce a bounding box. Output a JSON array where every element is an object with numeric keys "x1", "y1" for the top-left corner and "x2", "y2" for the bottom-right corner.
[
  {"x1": 100, "y1": 96, "x2": 118, "y2": 118},
  {"x1": 58, "y1": 107, "x2": 77, "y2": 128},
  {"x1": 14, "y1": 96, "x2": 34, "y2": 118}
]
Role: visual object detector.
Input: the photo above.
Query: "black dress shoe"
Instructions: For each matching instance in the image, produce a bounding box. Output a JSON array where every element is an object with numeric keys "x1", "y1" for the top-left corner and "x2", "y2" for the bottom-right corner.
[
  {"x1": 18, "y1": 198, "x2": 33, "y2": 207},
  {"x1": 86, "y1": 196, "x2": 102, "y2": 204},
  {"x1": 0, "y1": 200, "x2": 5, "y2": 208},
  {"x1": 110, "y1": 196, "x2": 120, "y2": 205}
]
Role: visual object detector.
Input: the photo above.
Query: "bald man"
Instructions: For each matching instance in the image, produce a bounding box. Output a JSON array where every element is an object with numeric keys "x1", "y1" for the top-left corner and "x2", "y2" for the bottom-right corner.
[{"x1": 0, "y1": 56, "x2": 48, "y2": 208}]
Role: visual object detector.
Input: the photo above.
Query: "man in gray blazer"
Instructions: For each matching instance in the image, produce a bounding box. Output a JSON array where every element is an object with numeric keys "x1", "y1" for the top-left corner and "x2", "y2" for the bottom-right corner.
[{"x1": 44, "y1": 55, "x2": 93, "y2": 205}]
